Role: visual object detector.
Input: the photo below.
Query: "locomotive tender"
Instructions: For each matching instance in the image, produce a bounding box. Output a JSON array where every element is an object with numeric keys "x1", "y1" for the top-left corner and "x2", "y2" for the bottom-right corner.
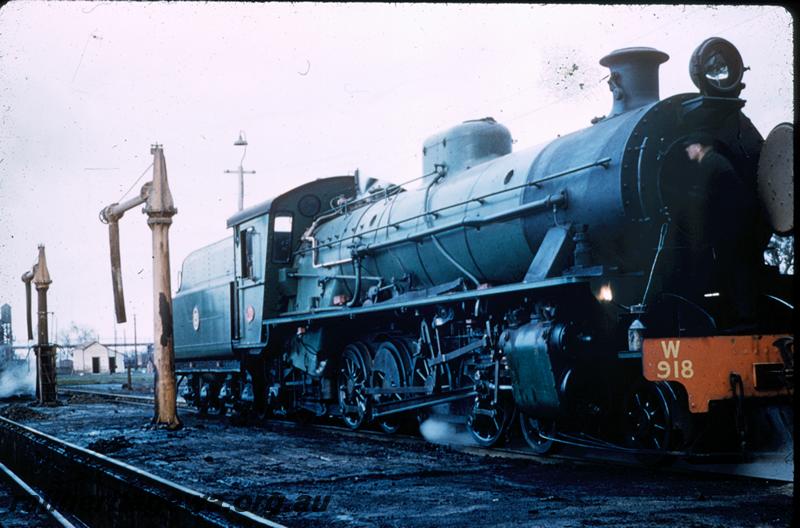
[{"x1": 173, "y1": 38, "x2": 793, "y2": 457}]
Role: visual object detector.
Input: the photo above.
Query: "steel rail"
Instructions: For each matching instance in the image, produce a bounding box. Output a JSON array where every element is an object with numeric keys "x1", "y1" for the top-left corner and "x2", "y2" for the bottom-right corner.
[
  {"x1": 60, "y1": 387, "x2": 192, "y2": 409},
  {"x1": 0, "y1": 415, "x2": 285, "y2": 528},
  {"x1": 0, "y1": 460, "x2": 77, "y2": 528}
]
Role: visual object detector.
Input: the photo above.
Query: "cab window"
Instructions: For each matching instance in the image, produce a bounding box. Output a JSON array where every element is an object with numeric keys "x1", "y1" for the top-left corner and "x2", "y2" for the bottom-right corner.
[
  {"x1": 273, "y1": 214, "x2": 294, "y2": 263},
  {"x1": 240, "y1": 227, "x2": 255, "y2": 279}
]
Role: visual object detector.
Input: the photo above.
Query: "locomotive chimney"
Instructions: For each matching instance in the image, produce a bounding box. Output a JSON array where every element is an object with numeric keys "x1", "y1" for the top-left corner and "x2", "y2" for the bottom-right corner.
[{"x1": 599, "y1": 47, "x2": 669, "y2": 117}]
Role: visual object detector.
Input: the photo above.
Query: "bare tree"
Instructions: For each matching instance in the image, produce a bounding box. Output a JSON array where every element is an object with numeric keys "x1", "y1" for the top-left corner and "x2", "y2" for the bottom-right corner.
[{"x1": 57, "y1": 322, "x2": 99, "y2": 348}]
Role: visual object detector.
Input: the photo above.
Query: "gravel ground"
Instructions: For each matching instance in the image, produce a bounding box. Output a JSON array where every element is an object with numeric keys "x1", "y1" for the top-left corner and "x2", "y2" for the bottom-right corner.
[{"x1": 3, "y1": 398, "x2": 792, "y2": 528}]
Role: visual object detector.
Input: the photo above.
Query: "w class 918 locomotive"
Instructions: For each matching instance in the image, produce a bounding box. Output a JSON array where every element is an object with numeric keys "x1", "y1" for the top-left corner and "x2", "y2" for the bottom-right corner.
[{"x1": 173, "y1": 37, "x2": 793, "y2": 461}]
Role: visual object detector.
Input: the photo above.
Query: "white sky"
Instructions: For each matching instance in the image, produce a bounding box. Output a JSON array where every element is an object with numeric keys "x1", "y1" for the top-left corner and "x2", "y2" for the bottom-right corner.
[{"x1": 0, "y1": 2, "x2": 793, "y2": 344}]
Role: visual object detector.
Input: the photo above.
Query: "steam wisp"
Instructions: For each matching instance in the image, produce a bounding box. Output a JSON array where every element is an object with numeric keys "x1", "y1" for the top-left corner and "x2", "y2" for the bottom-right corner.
[
  {"x1": 0, "y1": 357, "x2": 36, "y2": 398},
  {"x1": 419, "y1": 417, "x2": 478, "y2": 446}
]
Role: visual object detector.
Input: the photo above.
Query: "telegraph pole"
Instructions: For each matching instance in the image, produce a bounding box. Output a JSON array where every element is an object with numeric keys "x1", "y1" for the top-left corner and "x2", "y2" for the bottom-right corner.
[{"x1": 224, "y1": 131, "x2": 255, "y2": 211}]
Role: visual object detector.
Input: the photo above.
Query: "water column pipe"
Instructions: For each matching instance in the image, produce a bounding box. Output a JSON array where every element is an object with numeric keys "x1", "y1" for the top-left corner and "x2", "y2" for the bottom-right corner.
[
  {"x1": 20, "y1": 245, "x2": 57, "y2": 405},
  {"x1": 100, "y1": 145, "x2": 181, "y2": 430}
]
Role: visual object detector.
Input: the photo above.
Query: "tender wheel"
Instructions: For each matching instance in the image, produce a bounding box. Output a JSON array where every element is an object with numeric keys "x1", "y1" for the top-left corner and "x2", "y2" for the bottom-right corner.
[
  {"x1": 623, "y1": 380, "x2": 677, "y2": 464},
  {"x1": 519, "y1": 413, "x2": 559, "y2": 455},
  {"x1": 252, "y1": 403, "x2": 271, "y2": 422},
  {"x1": 196, "y1": 381, "x2": 212, "y2": 416},
  {"x1": 248, "y1": 383, "x2": 272, "y2": 422},
  {"x1": 467, "y1": 392, "x2": 514, "y2": 447},
  {"x1": 197, "y1": 378, "x2": 227, "y2": 417},
  {"x1": 338, "y1": 344, "x2": 371, "y2": 430},
  {"x1": 208, "y1": 397, "x2": 227, "y2": 417}
]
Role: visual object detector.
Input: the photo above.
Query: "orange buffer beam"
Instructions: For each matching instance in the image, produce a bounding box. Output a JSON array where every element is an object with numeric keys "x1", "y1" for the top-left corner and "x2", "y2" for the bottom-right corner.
[{"x1": 643, "y1": 335, "x2": 793, "y2": 413}]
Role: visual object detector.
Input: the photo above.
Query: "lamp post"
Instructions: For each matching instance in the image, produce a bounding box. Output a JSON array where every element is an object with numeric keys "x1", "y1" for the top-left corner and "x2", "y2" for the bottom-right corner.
[{"x1": 224, "y1": 131, "x2": 256, "y2": 211}]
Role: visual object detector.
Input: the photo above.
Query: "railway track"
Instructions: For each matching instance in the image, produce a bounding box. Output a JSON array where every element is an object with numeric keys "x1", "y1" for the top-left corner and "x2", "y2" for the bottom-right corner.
[
  {"x1": 57, "y1": 387, "x2": 793, "y2": 483},
  {"x1": 61, "y1": 388, "x2": 192, "y2": 409},
  {"x1": 0, "y1": 459, "x2": 76, "y2": 527},
  {"x1": 0, "y1": 412, "x2": 285, "y2": 528}
]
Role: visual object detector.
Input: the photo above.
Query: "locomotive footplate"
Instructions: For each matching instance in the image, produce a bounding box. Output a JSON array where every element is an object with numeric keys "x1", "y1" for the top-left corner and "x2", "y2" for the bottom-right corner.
[{"x1": 268, "y1": 275, "x2": 589, "y2": 326}]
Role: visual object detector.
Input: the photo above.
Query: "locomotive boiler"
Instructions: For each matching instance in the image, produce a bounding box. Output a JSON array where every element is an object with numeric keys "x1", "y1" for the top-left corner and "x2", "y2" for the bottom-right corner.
[{"x1": 172, "y1": 37, "x2": 793, "y2": 461}]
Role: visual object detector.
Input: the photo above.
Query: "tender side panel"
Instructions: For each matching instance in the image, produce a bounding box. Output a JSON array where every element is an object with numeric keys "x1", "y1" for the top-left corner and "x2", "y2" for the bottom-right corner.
[
  {"x1": 174, "y1": 237, "x2": 235, "y2": 360},
  {"x1": 642, "y1": 335, "x2": 793, "y2": 413}
]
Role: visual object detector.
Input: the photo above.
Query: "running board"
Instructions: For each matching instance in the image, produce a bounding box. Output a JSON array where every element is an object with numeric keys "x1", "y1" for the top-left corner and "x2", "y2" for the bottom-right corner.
[{"x1": 371, "y1": 387, "x2": 477, "y2": 419}]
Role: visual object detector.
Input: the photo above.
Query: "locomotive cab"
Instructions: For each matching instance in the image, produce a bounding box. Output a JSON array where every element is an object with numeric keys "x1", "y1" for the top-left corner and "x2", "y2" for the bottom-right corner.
[
  {"x1": 222, "y1": 175, "x2": 358, "y2": 355},
  {"x1": 226, "y1": 204, "x2": 270, "y2": 349}
]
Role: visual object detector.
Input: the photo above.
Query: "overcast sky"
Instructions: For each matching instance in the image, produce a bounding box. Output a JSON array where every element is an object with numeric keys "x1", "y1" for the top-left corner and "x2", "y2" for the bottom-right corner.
[{"x1": 0, "y1": 3, "x2": 793, "y2": 345}]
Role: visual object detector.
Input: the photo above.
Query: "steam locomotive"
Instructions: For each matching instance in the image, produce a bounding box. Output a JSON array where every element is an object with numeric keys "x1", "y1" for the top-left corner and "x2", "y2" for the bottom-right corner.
[{"x1": 173, "y1": 37, "x2": 793, "y2": 460}]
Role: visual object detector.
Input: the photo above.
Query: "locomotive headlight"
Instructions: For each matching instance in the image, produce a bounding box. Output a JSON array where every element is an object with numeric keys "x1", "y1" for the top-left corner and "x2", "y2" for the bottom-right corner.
[
  {"x1": 598, "y1": 284, "x2": 613, "y2": 302},
  {"x1": 689, "y1": 37, "x2": 745, "y2": 97}
]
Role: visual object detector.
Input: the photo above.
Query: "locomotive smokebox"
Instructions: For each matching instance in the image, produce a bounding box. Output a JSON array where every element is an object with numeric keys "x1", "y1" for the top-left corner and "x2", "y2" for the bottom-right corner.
[{"x1": 600, "y1": 47, "x2": 669, "y2": 117}]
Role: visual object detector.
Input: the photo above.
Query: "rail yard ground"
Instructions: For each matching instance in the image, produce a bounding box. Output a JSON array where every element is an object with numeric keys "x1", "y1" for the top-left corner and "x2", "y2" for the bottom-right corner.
[{"x1": 0, "y1": 391, "x2": 793, "y2": 528}]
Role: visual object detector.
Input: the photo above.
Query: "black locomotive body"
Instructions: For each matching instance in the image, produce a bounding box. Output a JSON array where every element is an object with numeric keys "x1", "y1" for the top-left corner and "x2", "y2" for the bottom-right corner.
[{"x1": 173, "y1": 38, "x2": 793, "y2": 460}]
